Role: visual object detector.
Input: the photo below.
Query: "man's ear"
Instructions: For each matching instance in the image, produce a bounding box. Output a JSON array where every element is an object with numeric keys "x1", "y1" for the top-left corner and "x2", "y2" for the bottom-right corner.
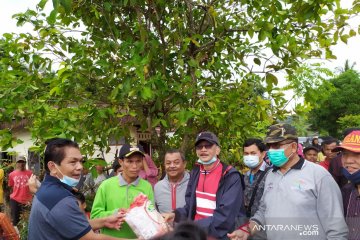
[
  {"x1": 48, "y1": 161, "x2": 57, "y2": 174},
  {"x1": 215, "y1": 146, "x2": 221, "y2": 156}
]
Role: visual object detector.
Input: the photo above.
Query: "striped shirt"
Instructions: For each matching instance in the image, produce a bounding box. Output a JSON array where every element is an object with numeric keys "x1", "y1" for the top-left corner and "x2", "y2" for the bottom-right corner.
[{"x1": 194, "y1": 160, "x2": 222, "y2": 220}]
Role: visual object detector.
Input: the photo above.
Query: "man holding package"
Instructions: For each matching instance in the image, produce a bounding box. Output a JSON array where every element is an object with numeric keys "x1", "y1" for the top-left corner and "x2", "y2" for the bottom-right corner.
[
  {"x1": 91, "y1": 144, "x2": 154, "y2": 239},
  {"x1": 28, "y1": 138, "x2": 125, "y2": 240},
  {"x1": 162, "y1": 131, "x2": 245, "y2": 239}
]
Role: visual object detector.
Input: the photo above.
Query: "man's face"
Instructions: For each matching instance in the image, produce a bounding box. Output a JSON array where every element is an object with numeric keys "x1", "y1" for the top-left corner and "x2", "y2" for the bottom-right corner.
[
  {"x1": 16, "y1": 161, "x2": 26, "y2": 170},
  {"x1": 164, "y1": 152, "x2": 186, "y2": 180},
  {"x1": 120, "y1": 153, "x2": 143, "y2": 180},
  {"x1": 323, "y1": 143, "x2": 337, "y2": 159},
  {"x1": 342, "y1": 150, "x2": 360, "y2": 174},
  {"x1": 54, "y1": 147, "x2": 83, "y2": 180},
  {"x1": 304, "y1": 149, "x2": 318, "y2": 163},
  {"x1": 267, "y1": 140, "x2": 297, "y2": 159},
  {"x1": 195, "y1": 140, "x2": 220, "y2": 162},
  {"x1": 243, "y1": 144, "x2": 264, "y2": 166}
]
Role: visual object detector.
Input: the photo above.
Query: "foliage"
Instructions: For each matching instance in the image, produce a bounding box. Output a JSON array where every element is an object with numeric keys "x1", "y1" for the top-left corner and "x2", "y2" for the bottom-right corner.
[
  {"x1": 18, "y1": 208, "x2": 31, "y2": 240},
  {"x1": 310, "y1": 70, "x2": 360, "y2": 137},
  {"x1": 286, "y1": 103, "x2": 316, "y2": 137},
  {"x1": 0, "y1": 0, "x2": 359, "y2": 167},
  {"x1": 337, "y1": 114, "x2": 360, "y2": 130}
]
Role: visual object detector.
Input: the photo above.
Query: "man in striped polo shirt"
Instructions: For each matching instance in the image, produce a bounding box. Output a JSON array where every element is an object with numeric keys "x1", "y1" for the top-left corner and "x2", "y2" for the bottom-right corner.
[{"x1": 163, "y1": 131, "x2": 245, "y2": 239}]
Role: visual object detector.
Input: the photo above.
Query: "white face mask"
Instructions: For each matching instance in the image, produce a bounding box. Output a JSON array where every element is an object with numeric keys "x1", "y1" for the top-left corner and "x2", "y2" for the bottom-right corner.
[{"x1": 243, "y1": 155, "x2": 260, "y2": 169}]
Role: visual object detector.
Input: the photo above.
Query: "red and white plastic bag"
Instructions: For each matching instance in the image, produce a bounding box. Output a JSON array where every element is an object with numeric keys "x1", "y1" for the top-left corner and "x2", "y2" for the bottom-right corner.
[{"x1": 125, "y1": 194, "x2": 170, "y2": 239}]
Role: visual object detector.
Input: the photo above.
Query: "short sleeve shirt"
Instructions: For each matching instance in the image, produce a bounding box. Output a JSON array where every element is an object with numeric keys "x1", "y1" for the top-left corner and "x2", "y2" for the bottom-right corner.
[{"x1": 28, "y1": 175, "x2": 91, "y2": 240}]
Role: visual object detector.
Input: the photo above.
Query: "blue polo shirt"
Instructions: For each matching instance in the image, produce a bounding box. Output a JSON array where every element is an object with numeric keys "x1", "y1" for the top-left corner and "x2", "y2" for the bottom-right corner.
[{"x1": 28, "y1": 174, "x2": 91, "y2": 240}]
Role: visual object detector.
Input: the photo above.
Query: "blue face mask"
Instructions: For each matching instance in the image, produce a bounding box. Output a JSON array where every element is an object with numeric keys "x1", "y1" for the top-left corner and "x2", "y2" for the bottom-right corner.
[
  {"x1": 342, "y1": 167, "x2": 360, "y2": 185},
  {"x1": 198, "y1": 155, "x2": 217, "y2": 165},
  {"x1": 55, "y1": 165, "x2": 80, "y2": 187},
  {"x1": 267, "y1": 145, "x2": 293, "y2": 167},
  {"x1": 244, "y1": 155, "x2": 260, "y2": 169}
]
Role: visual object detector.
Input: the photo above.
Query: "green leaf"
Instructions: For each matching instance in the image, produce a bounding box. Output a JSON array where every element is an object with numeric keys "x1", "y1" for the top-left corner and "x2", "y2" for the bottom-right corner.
[
  {"x1": 38, "y1": 0, "x2": 48, "y2": 9},
  {"x1": 340, "y1": 34, "x2": 349, "y2": 44},
  {"x1": 349, "y1": 29, "x2": 356, "y2": 37},
  {"x1": 253, "y1": 58, "x2": 261, "y2": 66},
  {"x1": 140, "y1": 87, "x2": 153, "y2": 100},
  {"x1": 266, "y1": 73, "x2": 278, "y2": 85},
  {"x1": 47, "y1": 9, "x2": 57, "y2": 25},
  {"x1": 52, "y1": 0, "x2": 59, "y2": 10},
  {"x1": 60, "y1": 0, "x2": 72, "y2": 12}
]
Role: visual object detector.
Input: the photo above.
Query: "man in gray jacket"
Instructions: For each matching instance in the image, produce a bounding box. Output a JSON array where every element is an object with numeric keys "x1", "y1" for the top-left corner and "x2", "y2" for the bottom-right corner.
[
  {"x1": 228, "y1": 123, "x2": 348, "y2": 240},
  {"x1": 154, "y1": 149, "x2": 190, "y2": 213}
]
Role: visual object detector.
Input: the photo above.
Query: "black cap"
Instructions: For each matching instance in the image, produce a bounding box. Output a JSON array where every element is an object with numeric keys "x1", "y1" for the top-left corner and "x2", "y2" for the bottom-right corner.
[
  {"x1": 195, "y1": 131, "x2": 220, "y2": 146},
  {"x1": 119, "y1": 144, "x2": 145, "y2": 159}
]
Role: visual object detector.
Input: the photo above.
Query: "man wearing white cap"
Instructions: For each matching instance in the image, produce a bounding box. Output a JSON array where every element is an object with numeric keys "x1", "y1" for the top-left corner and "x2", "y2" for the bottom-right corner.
[{"x1": 8, "y1": 155, "x2": 32, "y2": 226}]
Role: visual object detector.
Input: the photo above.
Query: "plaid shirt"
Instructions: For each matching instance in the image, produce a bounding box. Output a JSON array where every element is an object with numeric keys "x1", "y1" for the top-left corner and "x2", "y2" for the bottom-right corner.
[{"x1": 0, "y1": 213, "x2": 19, "y2": 240}]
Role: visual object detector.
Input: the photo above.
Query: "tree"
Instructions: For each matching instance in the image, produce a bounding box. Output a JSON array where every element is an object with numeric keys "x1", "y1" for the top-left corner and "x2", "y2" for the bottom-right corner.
[
  {"x1": 310, "y1": 70, "x2": 360, "y2": 137},
  {"x1": 337, "y1": 114, "x2": 360, "y2": 130},
  {"x1": 0, "y1": 0, "x2": 358, "y2": 166}
]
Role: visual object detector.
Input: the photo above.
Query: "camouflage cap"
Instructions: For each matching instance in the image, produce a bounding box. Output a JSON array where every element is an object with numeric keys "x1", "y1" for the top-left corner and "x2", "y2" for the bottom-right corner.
[{"x1": 264, "y1": 123, "x2": 298, "y2": 144}]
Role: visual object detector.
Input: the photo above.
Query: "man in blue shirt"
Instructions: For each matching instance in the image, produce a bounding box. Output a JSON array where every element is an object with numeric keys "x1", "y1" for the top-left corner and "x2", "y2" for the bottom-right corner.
[{"x1": 28, "y1": 138, "x2": 125, "y2": 240}]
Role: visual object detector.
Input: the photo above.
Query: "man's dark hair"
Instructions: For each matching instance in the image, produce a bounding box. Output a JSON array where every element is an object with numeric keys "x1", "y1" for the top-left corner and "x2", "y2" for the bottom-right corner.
[
  {"x1": 243, "y1": 138, "x2": 266, "y2": 152},
  {"x1": 321, "y1": 136, "x2": 338, "y2": 147},
  {"x1": 44, "y1": 138, "x2": 79, "y2": 172},
  {"x1": 342, "y1": 128, "x2": 360, "y2": 138},
  {"x1": 151, "y1": 221, "x2": 207, "y2": 240},
  {"x1": 164, "y1": 149, "x2": 186, "y2": 162}
]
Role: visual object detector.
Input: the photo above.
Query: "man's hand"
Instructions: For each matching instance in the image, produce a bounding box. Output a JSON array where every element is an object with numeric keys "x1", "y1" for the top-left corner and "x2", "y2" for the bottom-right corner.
[
  {"x1": 227, "y1": 229, "x2": 250, "y2": 240},
  {"x1": 161, "y1": 212, "x2": 175, "y2": 223},
  {"x1": 103, "y1": 212, "x2": 125, "y2": 230}
]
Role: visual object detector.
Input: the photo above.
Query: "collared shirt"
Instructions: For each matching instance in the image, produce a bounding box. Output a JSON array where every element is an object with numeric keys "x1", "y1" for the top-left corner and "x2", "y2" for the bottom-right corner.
[
  {"x1": 252, "y1": 159, "x2": 348, "y2": 240},
  {"x1": 28, "y1": 175, "x2": 91, "y2": 240},
  {"x1": 345, "y1": 186, "x2": 360, "y2": 240},
  {"x1": 118, "y1": 173, "x2": 140, "y2": 186},
  {"x1": 90, "y1": 174, "x2": 154, "y2": 238}
]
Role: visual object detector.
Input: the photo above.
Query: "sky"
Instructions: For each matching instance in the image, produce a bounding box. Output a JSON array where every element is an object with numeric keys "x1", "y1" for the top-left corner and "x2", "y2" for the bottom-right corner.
[{"x1": 0, "y1": 0, "x2": 359, "y2": 81}]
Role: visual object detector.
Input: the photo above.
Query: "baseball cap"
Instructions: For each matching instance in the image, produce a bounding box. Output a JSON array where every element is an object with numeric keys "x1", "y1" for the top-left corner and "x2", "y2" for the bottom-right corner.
[
  {"x1": 264, "y1": 123, "x2": 298, "y2": 144},
  {"x1": 15, "y1": 155, "x2": 26, "y2": 163},
  {"x1": 332, "y1": 130, "x2": 360, "y2": 153},
  {"x1": 119, "y1": 144, "x2": 145, "y2": 159},
  {"x1": 195, "y1": 131, "x2": 220, "y2": 146}
]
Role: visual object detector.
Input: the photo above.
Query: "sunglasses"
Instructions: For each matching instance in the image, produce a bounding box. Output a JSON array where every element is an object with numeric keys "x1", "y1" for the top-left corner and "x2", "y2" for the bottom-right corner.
[{"x1": 195, "y1": 143, "x2": 214, "y2": 150}]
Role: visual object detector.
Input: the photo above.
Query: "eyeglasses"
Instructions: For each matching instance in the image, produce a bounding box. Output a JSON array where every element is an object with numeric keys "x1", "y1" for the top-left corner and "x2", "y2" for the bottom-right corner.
[
  {"x1": 267, "y1": 141, "x2": 295, "y2": 150},
  {"x1": 195, "y1": 143, "x2": 214, "y2": 150}
]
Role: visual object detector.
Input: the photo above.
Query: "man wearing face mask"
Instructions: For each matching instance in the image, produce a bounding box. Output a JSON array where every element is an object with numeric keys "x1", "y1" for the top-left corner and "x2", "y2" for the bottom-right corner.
[
  {"x1": 332, "y1": 130, "x2": 360, "y2": 240},
  {"x1": 28, "y1": 138, "x2": 126, "y2": 240},
  {"x1": 163, "y1": 131, "x2": 245, "y2": 239},
  {"x1": 228, "y1": 124, "x2": 348, "y2": 240},
  {"x1": 242, "y1": 139, "x2": 271, "y2": 219}
]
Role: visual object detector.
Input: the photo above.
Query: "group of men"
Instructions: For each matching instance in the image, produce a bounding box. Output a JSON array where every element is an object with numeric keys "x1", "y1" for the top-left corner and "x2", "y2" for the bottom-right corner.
[{"x1": 8, "y1": 122, "x2": 357, "y2": 240}]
